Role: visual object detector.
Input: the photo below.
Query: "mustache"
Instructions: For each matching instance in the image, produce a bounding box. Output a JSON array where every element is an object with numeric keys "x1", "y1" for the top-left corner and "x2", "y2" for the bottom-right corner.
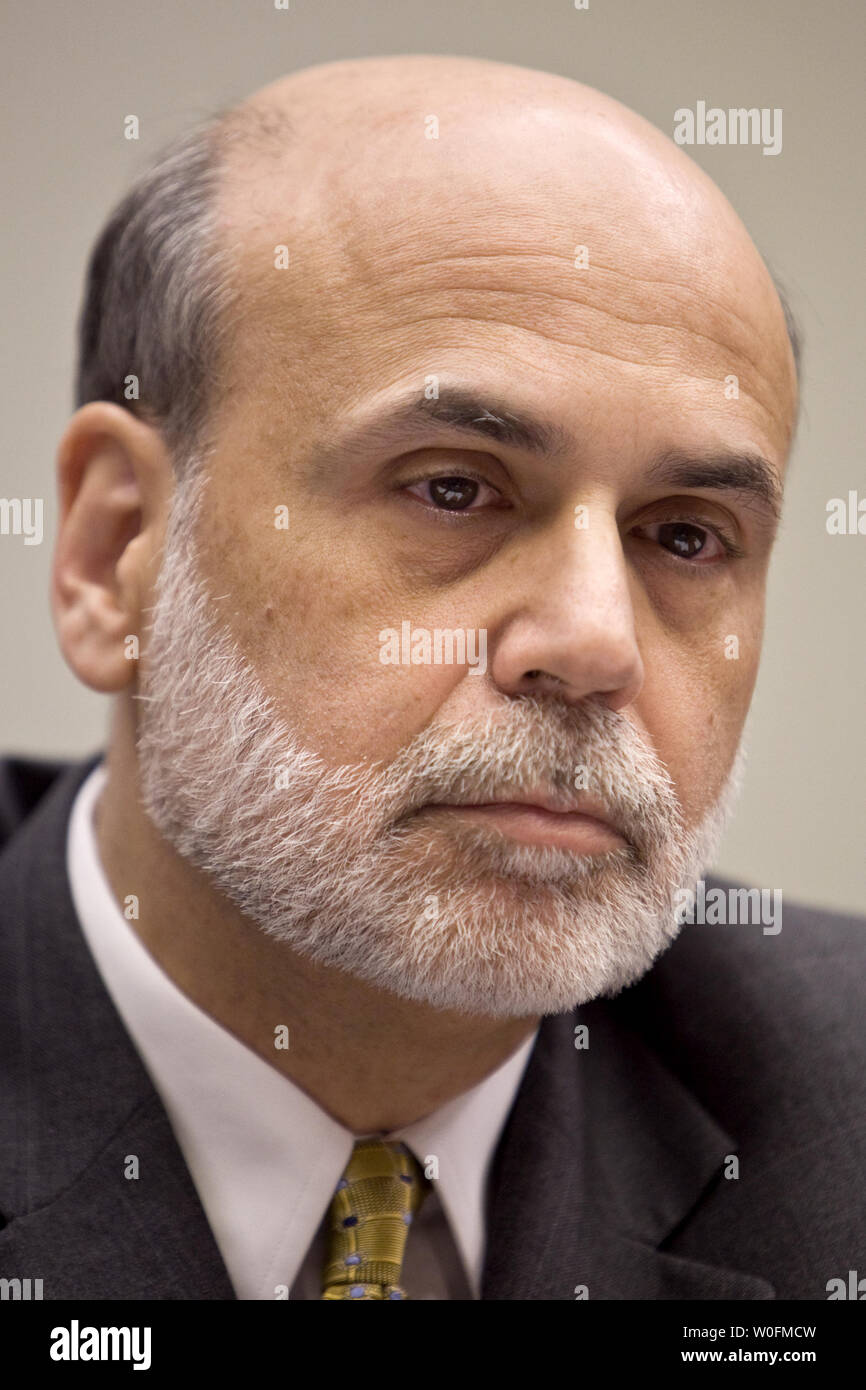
[{"x1": 358, "y1": 695, "x2": 684, "y2": 854}]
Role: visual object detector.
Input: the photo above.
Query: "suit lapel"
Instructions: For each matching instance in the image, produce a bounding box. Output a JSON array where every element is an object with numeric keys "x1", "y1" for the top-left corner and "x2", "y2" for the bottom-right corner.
[
  {"x1": 0, "y1": 1094, "x2": 235, "y2": 1299},
  {"x1": 0, "y1": 756, "x2": 235, "y2": 1299},
  {"x1": 482, "y1": 1009, "x2": 775, "y2": 1299}
]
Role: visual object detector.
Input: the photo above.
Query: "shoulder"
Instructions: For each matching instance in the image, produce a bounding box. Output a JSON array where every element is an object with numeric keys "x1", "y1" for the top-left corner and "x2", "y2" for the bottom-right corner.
[
  {"x1": 645, "y1": 876, "x2": 865, "y2": 1040},
  {"x1": 624, "y1": 878, "x2": 866, "y2": 1283},
  {"x1": 631, "y1": 876, "x2": 865, "y2": 1098},
  {"x1": 0, "y1": 752, "x2": 102, "y2": 855},
  {"x1": 621, "y1": 875, "x2": 866, "y2": 1163}
]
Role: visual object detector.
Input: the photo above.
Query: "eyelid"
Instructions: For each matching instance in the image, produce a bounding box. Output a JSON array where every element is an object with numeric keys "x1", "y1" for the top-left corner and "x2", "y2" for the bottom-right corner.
[
  {"x1": 401, "y1": 463, "x2": 502, "y2": 488},
  {"x1": 632, "y1": 493, "x2": 741, "y2": 530}
]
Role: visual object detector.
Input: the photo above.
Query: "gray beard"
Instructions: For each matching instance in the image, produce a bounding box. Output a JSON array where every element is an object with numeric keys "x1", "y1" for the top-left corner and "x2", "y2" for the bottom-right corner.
[{"x1": 136, "y1": 461, "x2": 746, "y2": 1019}]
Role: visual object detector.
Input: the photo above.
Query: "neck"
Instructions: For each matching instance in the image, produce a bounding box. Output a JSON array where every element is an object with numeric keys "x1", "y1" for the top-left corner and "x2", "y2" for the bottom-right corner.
[{"x1": 93, "y1": 721, "x2": 538, "y2": 1133}]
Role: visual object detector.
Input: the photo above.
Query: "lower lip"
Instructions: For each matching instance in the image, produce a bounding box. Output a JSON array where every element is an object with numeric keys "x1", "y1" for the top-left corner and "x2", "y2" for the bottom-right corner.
[{"x1": 423, "y1": 803, "x2": 627, "y2": 853}]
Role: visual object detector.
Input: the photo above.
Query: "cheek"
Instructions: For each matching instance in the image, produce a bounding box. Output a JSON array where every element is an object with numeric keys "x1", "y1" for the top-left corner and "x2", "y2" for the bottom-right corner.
[
  {"x1": 636, "y1": 601, "x2": 763, "y2": 827},
  {"x1": 199, "y1": 506, "x2": 464, "y2": 763}
]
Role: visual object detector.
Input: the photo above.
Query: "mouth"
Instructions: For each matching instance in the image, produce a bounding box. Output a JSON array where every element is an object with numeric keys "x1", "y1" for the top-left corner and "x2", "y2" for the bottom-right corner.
[{"x1": 419, "y1": 793, "x2": 629, "y2": 854}]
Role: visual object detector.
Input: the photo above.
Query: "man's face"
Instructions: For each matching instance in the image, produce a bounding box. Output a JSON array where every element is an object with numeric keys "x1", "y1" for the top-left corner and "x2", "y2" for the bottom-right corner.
[{"x1": 135, "y1": 91, "x2": 796, "y2": 1018}]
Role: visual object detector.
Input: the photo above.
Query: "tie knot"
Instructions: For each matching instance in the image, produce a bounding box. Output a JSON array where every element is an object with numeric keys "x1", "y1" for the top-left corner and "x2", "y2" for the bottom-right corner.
[
  {"x1": 321, "y1": 1139, "x2": 431, "y2": 1300},
  {"x1": 342, "y1": 1137, "x2": 426, "y2": 1191}
]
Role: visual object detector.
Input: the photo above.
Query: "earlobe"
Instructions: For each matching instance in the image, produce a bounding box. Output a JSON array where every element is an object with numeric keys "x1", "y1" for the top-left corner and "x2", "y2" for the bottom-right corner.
[
  {"x1": 50, "y1": 402, "x2": 173, "y2": 694},
  {"x1": 53, "y1": 581, "x2": 138, "y2": 694}
]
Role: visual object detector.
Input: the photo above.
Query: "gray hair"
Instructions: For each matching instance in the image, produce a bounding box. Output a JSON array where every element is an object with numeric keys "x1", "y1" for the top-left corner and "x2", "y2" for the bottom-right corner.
[
  {"x1": 74, "y1": 108, "x2": 802, "y2": 470},
  {"x1": 74, "y1": 105, "x2": 290, "y2": 470}
]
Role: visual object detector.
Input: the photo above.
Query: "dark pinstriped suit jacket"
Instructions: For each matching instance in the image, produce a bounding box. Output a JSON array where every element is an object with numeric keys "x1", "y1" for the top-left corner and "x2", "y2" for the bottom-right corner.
[{"x1": 1, "y1": 754, "x2": 863, "y2": 1299}]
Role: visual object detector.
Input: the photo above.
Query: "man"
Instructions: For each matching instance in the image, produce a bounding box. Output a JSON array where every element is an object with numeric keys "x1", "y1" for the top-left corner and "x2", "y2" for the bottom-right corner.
[{"x1": 1, "y1": 54, "x2": 863, "y2": 1301}]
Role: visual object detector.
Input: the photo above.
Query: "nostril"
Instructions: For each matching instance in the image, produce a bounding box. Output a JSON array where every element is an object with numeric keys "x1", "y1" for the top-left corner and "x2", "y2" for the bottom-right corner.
[{"x1": 524, "y1": 670, "x2": 565, "y2": 686}]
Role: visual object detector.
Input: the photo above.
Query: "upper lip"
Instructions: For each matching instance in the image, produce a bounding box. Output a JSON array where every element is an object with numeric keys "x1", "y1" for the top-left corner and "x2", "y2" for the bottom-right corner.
[{"x1": 429, "y1": 790, "x2": 623, "y2": 833}]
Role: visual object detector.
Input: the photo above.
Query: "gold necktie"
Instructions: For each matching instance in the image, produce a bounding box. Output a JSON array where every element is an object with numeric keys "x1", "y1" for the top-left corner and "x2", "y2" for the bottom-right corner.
[{"x1": 321, "y1": 1138, "x2": 430, "y2": 1300}]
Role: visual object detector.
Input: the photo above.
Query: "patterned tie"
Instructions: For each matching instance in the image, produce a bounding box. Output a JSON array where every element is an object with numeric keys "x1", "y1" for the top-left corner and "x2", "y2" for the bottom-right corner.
[{"x1": 321, "y1": 1138, "x2": 430, "y2": 1300}]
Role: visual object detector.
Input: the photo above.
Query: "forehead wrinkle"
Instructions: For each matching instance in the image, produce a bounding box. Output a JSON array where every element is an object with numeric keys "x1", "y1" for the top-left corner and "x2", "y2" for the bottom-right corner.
[
  {"x1": 277, "y1": 233, "x2": 790, "y2": 428},
  {"x1": 255, "y1": 257, "x2": 781, "y2": 404},
  {"x1": 374, "y1": 302, "x2": 785, "y2": 434},
  {"x1": 403, "y1": 257, "x2": 779, "y2": 379}
]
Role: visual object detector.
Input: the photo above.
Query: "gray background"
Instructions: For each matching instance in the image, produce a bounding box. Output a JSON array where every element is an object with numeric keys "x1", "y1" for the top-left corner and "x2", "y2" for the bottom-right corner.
[{"x1": 1, "y1": 0, "x2": 863, "y2": 912}]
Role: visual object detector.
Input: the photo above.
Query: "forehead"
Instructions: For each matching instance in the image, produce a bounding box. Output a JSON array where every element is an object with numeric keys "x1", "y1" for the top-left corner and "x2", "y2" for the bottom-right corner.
[{"x1": 215, "y1": 102, "x2": 798, "y2": 464}]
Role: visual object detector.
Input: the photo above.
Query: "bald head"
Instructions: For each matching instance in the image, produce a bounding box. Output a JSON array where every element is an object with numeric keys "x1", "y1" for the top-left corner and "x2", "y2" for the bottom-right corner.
[
  {"x1": 77, "y1": 54, "x2": 799, "y2": 469},
  {"x1": 212, "y1": 55, "x2": 797, "y2": 453}
]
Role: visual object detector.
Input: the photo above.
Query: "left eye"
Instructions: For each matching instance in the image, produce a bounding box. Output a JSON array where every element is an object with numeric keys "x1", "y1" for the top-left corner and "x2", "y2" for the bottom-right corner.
[
  {"x1": 633, "y1": 521, "x2": 726, "y2": 562},
  {"x1": 405, "y1": 475, "x2": 501, "y2": 512}
]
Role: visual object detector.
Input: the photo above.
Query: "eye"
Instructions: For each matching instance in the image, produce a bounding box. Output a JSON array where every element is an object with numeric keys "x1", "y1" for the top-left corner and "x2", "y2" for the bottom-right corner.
[
  {"x1": 404, "y1": 473, "x2": 503, "y2": 513},
  {"x1": 631, "y1": 520, "x2": 733, "y2": 563}
]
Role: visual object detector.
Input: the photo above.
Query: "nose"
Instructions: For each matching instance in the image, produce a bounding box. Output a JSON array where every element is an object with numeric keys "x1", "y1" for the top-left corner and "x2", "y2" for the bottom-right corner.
[{"x1": 488, "y1": 509, "x2": 644, "y2": 711}]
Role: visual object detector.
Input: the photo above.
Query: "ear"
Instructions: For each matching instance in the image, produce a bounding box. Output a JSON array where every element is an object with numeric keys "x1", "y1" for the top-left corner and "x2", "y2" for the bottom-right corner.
[{"x1": 51, "y1": 402, "x2": 175, "y2": 693}]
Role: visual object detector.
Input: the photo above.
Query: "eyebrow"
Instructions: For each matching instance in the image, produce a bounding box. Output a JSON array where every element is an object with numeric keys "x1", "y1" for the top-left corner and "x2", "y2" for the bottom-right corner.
[
  {"x1": 309, "y1": 385, "x2": 783, "y2": 519},
  {"x1": 399, "y1": 387, "x2": 571, "y2": 457},
  {"x1": 307, "y1": 387, "x2": 571, "y2": 477},
  {"x1": 644, "y1": 448, "x2": 784, "y2": 522}
]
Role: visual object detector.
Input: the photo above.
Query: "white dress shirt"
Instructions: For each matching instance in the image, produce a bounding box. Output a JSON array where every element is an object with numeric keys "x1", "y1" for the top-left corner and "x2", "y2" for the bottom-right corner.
[{"x1": 66, "y1": 762, "x2": 539, "y2": 1300}]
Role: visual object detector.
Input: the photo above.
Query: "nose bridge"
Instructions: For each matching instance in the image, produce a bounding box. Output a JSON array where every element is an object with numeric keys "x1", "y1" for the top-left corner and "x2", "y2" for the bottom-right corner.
[
  {"x1": 565, "y1": 505, "x2": 629, "y2": 606},
  {"x1": 489, "y1": 507, "x2": 644, "y2": 707}
]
